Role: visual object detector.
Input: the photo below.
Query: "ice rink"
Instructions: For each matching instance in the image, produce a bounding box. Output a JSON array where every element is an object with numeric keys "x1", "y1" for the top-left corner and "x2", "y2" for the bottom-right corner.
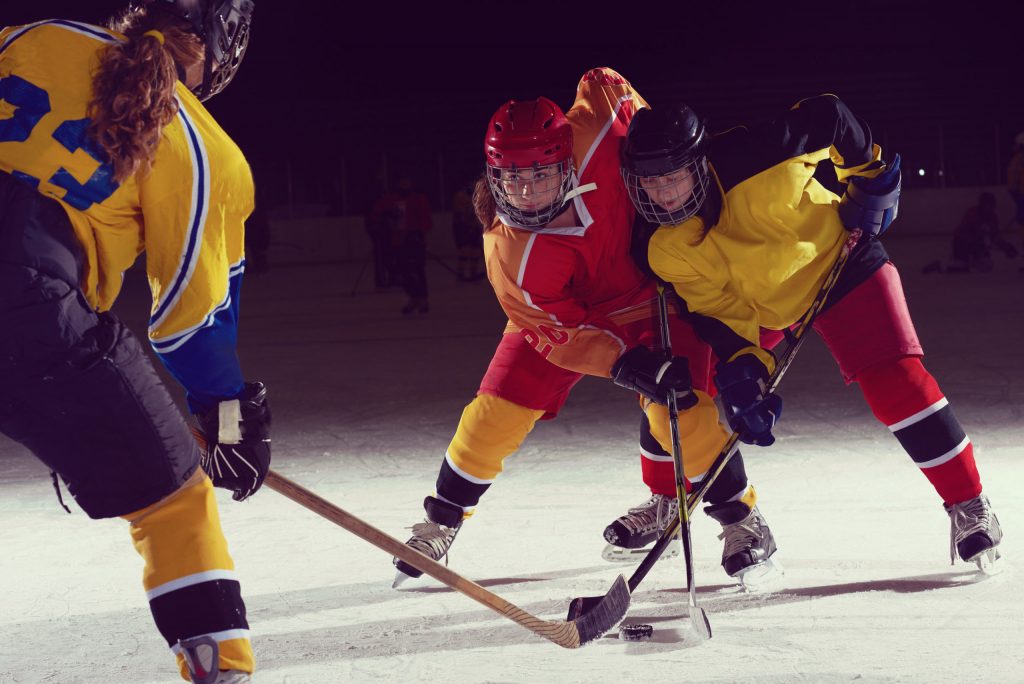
[{"x1": 1, "y1": 235, "x2": 1021, "y2": 683}]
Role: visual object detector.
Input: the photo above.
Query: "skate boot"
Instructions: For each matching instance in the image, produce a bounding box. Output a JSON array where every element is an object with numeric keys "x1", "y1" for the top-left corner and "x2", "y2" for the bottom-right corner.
[
  {"x1": 946, "y1": 493, "x2": 1003, "y2": 574},
  {"x1": 602, "y1": 493, "x2": 681, "y2": 563},
  {"x1": 179, "y1": 636, "x2": 251, "y2": 684},
  {"x1": 393, "y1": 496, "x2": 463, "y2": 587},
  {"x1": 704, "y1": 500, "x2": 782, "y2": 590}
]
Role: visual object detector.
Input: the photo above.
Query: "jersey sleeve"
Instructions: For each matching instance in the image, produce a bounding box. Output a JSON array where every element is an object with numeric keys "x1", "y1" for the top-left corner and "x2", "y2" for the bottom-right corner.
[
  {"x1": 569, "y1": 68, "x2": 649, "y2": 162},
  {"x1": 140, "y1": 106, "x2": 250, "y2": 414},
  {"x1": 713, "y1": 94, "x2": 887, "y2": 193},
  {"x1": 778, "y1": 95, "x2": 886, "y2": 181}
]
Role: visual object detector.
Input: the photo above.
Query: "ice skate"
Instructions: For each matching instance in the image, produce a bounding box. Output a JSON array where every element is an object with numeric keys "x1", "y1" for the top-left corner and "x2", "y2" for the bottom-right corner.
[
  {"x1": 179, "y1": 636, "x2": 251, "y2": 684},
  {"x1": 393, "y1": 496, "x2": 463, "y2": 588},
  {"x1": 946, "y1": 493, "x2": 1004, "y2": 575},
  {"x1": 602, "y1": 493, "x2": 681, "y2": 563},
  {"x1": 704, "y1": 500, "x2": 782, "y2": 590}
]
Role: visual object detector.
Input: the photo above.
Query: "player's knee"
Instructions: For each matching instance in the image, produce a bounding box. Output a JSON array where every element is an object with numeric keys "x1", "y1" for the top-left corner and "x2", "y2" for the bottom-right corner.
[
  {"x1": 645, "y1": 391, "x2": 729, "y2": 477},
  {"x1": 447, "y1": 394, "x2": 544, "y2": 480},
  {"x1": 855, "y1": 355, "x2": 942, "y2": 425}
]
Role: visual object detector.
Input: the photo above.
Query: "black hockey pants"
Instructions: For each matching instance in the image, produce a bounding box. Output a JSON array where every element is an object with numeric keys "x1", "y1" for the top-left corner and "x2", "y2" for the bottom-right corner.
[{"x1": 0, "y1": 170, "x2": 199, "y2": 518}]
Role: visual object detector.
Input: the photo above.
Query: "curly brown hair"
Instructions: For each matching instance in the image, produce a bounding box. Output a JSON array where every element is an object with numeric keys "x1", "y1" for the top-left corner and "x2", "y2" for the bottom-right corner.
[
  {"x1": 88, "y1": 5, "x2": 204, "y2": 182},
  {"x1": 472, "y1": 175, "x2": 497, "y2": 231}
]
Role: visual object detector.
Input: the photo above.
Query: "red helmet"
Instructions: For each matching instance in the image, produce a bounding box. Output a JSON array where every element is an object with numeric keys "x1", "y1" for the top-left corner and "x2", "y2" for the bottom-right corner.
[
  {"x1": 484, "y1": 97, "x2": 572, "y2": 168},
  {"x1": 484, "y1": 98, "x2": 574, "y2": 227}
]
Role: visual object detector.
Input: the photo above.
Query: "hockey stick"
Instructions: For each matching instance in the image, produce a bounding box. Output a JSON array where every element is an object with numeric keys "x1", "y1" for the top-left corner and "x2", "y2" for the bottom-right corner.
[
  {"x1": 349, "y1": 257, "x2": 371, "y2": 296},
  {"x1": 264, "y1": 470, "x2": 630, "y2": 648},
  {"x1": 658, "y1": 285, "x2": 712, "y2": 640},
  {"x1": 569, "y1": 228, "x2": 863, "y2": 620}
]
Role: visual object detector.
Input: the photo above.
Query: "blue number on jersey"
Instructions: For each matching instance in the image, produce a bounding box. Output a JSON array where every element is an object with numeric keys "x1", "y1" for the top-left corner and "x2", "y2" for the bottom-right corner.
[
  {"x1": 0, "y1": 74, "x2": 120, "y2": 209},
  {"x1": 50, "y1": 118, "x2": 120, "y2": 210},
  {"x1": 0, "y1": 74, "x2": 50, "y2": 142}
]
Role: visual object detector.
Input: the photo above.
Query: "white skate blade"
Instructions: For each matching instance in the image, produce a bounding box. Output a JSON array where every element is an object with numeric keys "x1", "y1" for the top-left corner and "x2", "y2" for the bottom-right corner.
[
  {"x1": 392, "y1": 569, "x2": 416, "y2": 589},
  {"x1": 735, "y1": 556, "x2": 785, "y2": 591},
  {"x1": 602, "y1": 538, "x2": 681, "y2": 563},
  {"x1": 972, "y1": 547, "x2": 1004, "y2": 576}
]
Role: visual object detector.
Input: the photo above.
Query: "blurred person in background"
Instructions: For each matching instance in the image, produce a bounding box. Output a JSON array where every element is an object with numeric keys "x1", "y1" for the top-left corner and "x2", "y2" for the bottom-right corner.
[
  {"x1": 370, "y1": 174, "x2": 432, "y2": 313},
  {"x1": 922, "y1": 192, "x2": 1018, "y2": 273},
  {"x1": 451, "y1": 179, "x2": 485, "y2": 281}
]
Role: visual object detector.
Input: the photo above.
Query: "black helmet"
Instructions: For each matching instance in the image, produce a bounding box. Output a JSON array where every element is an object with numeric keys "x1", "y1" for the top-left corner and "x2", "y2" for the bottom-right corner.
[
  {"x1": 621, "y1": 104, "x2": 711, "y2": 225},
  {"x1": 156, "y1": 0, "x2": 254, "y2": 101}
]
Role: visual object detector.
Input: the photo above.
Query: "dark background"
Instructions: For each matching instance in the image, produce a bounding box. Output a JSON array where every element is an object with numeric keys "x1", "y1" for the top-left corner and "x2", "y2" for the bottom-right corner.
[{"x1": 6, "y1": 1, "x2": 1023, "y2": 214}]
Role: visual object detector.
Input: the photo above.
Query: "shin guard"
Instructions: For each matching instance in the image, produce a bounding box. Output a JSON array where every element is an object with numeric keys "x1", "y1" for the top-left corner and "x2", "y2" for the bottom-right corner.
[
  {"x1": 857, "y1": 357, "x2": 982, "y2": 505},
  {"x1": 643, "y1": 392, "x2": 733, "y2": 496},
  {"x1": 435, "y1": 394, "x2": 544, "y2": 516},
  {"x1": 123, "y1": 471, "x2": 253, "y2": 680}
]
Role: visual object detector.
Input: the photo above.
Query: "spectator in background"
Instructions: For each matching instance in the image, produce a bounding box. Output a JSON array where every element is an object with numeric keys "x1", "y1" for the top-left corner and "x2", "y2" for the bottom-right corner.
[
  {"x1": 452, "y1": 180, "x2": 485, "y2": 281},
  {"x1": 1008, "y1": 133, "x2": 1024, "y2": 261},
  {"x1": 371, "y1": 175, "x2": 432, "y2": 314},
  {"x1": 364, "y1": 179, "x2": 397, "y2": 290},
  {"x1": 922, "y1": 192, "x2": 1018, "y2": 273}
]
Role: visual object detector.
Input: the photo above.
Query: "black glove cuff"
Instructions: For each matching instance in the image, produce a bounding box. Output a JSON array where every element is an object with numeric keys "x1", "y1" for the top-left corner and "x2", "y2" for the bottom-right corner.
[
  {"x1": 195, "y1": 380, "x2": 271, "y2": 444},
  {"x1": 612, "y1": 347, "x2": 667, "y2": 397}
]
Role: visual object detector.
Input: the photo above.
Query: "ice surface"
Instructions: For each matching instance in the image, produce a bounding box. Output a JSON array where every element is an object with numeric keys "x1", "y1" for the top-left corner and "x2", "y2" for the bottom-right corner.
[{"x1": 1, "y1": 236, "x2": 1021, "y2": 683}]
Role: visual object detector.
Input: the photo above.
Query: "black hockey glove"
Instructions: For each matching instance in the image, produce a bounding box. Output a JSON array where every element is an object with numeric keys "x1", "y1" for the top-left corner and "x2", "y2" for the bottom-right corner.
[
  {"x1": 612, "y1": 346, "x2": 698, "y2": 408},
  {"x1": 194, "y1": 381, "x2": 272, "y2": 501},
  {"x1": 838, "y1": 154, "x2": 901, "y2": 236},
  {"x1": 714, "y1": 354, "x2": 782, "y2": 447}
]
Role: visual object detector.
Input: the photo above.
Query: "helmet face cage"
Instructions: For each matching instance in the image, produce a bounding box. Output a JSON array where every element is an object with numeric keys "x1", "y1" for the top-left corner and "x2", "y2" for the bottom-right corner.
[
  {"x1": 158, "y1": 0, "x2": 254, "y2": 100},
  {"x1": 486, "y1": 160, "x2": 574, "y2": 228},
  {"x1": 622, "y1": 155, "x2": 710, "y2": 225},
  {"x1": 197, "y1": 0, "x2": 253, "y2": 100}
]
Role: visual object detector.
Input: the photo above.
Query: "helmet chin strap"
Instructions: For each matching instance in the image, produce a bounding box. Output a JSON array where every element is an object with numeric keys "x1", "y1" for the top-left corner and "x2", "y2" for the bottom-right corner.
[
  {"x1": 561, "y1": 181, "x2": 597, "y2": 205},
  {"x1": 541, "y1": 181, "x2": 597, "y2": 225}
]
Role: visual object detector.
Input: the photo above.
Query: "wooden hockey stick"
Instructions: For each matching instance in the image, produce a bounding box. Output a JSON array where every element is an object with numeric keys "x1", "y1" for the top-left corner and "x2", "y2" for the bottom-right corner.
[
  {"x1": 264, "y1": 470, "x2": 630, "y2": 648},
  {"x1": 568, "y1": 229, "x2": 863, "y2": 621}
]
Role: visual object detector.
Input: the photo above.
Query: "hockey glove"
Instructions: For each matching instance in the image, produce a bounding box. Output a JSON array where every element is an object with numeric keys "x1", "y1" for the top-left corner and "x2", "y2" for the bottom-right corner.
[
  {"x1": 612, "y1": 346, "x2": 698, "y2": 408},
  {"x1": 839, "y1": 153, "x2": 901, "y2": 236},
  {"x1": 194, "y1": 381, "x2": 272, "y2": 501},
  {"x1": 714, "y1": 354, "x2": 782, "y2": 447}
]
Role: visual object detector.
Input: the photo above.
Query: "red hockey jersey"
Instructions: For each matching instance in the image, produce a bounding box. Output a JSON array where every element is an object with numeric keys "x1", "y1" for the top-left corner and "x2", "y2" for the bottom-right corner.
[{"x1": 484, "y1": 68, "x2": 653, "y2": 377}]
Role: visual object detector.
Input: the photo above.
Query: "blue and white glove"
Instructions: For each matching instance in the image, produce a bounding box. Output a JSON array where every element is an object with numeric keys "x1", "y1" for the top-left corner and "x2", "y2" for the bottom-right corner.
[
  {"x1": 714, "y1": 354, "x2": 782, "y2": 447},
  {"x1": 839, "y1": 153, "x2": 901, "y2": 236}
]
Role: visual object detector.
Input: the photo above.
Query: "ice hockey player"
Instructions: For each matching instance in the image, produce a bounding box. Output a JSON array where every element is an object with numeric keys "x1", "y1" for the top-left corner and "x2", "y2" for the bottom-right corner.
[
  {"x1": 393, "y1": 68, "x2": 779, "y2": 590},
  {"x1": 623, "y1": 98, "x2": 1002, "y2": 571},
  {"x1": 0, "y1": 2, "x2": 268, "y2": 682},
  {"x1": 921, "y1": 191, "x2": 1018, "y2": 274}
]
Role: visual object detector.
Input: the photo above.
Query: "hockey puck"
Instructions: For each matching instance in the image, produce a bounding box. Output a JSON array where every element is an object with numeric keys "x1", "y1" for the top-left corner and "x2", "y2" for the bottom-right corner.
[{"x1": 618, "y1": 623, "x2": 654, "y2": 641}]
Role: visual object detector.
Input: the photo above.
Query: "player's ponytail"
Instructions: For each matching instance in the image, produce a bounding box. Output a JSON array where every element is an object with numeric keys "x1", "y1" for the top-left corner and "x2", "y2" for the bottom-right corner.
[
  {"x1": 472, "y1": 175, "x2": 497, "y2": 231},
  {"x1": 88, "y1": 5, "x2": 203, "y2": 182}
]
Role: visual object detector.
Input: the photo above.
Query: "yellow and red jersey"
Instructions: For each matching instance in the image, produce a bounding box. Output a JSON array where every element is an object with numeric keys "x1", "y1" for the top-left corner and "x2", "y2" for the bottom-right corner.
[
  {"x1": 0, "y1": 20, "x2": 253, "y2": 411},
  {"x1": 484, "y1": 67, "x2": 654, "y2": 378},
  {"x1": 648, "y1": 94, "x2": 890, "y2": 369}
]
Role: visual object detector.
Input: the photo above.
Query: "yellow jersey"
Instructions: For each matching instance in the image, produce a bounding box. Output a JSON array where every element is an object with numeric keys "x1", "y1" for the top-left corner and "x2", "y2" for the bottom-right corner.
[
  {"x1": 648, "y1": 94, "x2": 889, "y2": 367},
  {"x1": 0, "y1": 20, "x2": 253, "y2": 411}
]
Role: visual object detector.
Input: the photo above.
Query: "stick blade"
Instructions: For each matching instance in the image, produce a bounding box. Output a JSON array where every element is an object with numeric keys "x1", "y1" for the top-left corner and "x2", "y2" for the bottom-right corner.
[
  {"x1": 690, "y1": 606, "x2": 712, "y2": 640},
  {"x1": 572, "y1": 574, "x2": 631, "y2": 646},
  {"x1": 566, "y1": 595, "x2": 597, "y2": 622}
]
